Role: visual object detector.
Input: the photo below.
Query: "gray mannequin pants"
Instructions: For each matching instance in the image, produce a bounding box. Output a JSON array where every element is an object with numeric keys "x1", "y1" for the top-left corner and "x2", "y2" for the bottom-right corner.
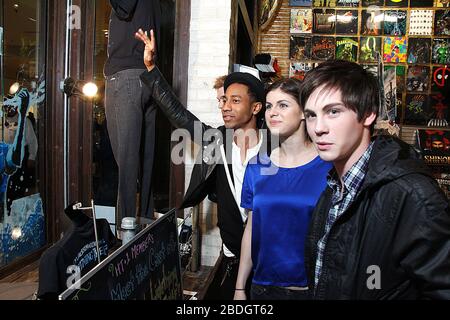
[{"x1": 105, "y1": 68, "x2": 156, "y2": 225}]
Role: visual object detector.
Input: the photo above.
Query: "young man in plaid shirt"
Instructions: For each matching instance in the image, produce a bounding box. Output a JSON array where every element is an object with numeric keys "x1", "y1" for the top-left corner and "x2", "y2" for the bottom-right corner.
[{"x1": 301, "y1": 60, "x2": 450, "y2": 300}]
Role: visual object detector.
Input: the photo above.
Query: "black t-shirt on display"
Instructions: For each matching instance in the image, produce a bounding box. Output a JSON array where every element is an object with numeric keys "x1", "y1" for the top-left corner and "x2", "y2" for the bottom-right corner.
[
  {"x1": 37, "y1": 219, "x2": 117, "y2": 299},
  {"x1": 104, "y1": 0, "x2": 161, "y2": 76}
]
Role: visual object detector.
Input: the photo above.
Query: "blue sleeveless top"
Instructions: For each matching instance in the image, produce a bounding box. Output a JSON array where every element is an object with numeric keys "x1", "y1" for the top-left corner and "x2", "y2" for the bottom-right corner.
[{"x1": 241, "y1": 154, "x2": 332, "y2": 287}]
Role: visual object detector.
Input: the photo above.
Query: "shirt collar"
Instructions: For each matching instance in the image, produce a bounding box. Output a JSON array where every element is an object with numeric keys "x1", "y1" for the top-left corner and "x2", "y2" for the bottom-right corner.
[{"x1": 327, "y1": 141, "x2": 374, "y2": 199}]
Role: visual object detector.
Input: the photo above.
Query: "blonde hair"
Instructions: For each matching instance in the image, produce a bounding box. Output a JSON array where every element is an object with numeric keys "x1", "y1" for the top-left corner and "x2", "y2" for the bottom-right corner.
[{"x1": 213, "y1": 75, "x2": 227, "y2": 90}]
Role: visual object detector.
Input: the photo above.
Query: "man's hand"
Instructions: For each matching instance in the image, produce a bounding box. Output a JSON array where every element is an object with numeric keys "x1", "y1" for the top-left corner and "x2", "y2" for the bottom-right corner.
[{"x1": 135, "y1": 29, "x2": 156, "y2": 72}]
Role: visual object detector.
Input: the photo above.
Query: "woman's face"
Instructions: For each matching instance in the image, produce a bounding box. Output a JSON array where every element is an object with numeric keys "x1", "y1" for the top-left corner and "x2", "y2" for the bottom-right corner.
[{"x1": 265, "y1": 88, "x2": 304, "y2": 137}]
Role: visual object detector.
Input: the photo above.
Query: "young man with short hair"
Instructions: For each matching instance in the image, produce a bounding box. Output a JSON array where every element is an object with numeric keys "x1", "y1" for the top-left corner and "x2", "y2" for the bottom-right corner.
[
  {"x1": 301, "y1": 60, "x2": 450, "y2": 299},
  {"x1": 135, "y1": 29, "x2": 267, "y2": 299}
]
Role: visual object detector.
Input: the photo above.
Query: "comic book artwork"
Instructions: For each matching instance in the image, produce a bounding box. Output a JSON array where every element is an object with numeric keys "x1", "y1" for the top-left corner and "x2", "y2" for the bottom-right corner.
[
  {"x1": 336, "y1": 0, "x2": 360, "y2": 6},
  {"x1": 290, "y1": 36, "x2": 313, "y2": 60},
  {"x1": 360, "y1": 37, "x2": 381, "y2": 63},
  {"x1": 395, "y1": 65, "x2": 406, "y2": 93},
  {"x1": 410, "y1": 0, "x2": 434, "y2": 6},
  {"x1": 336, "y1": 10, "x2": 359, "y2": 34},
  {"x1": 361, "y1": 9, "x2": 384, "y2": 36},
  {"x1": 431, "y1": 66, "x2": 450, "y2": 93},
  {"x1": 313, "y1": 0, "x2": 336, "y2": 6},
  {"x1": 406, "y1": 66, "x2": 430, "y2": 93},
  {"x1": 313, "y1": 9, "x2": 336, "y2": 34},
  {"x1": 290, "y1": 0, "x2": 313, "y2": 6},
  {"x1": 409, "y1": 10, "x2": 434, "y2": 36},
  {"x1": 383, "y1": 36, "x2": 407, "y2": 63},
  {"x1": 428, "y1": 93, "x2": 449, "y2": 127},
  {"x1": 312, "y1": 36, "x2": 336, "y2": 60},
  {"x1": 407, "y1": 38, "x2": 431, "y2": 64},
  {"x1": 435, "y1": 0, "x2": 450, "y2": 8},
  {"x1": 385, "y1": 65, "x2": 407, "y2": 93},
  {"x1": 417, "y1": 129, "x2": 450, "y2": 155},
  {"x1": 382, "y1": 66, "x2": 397, "y2": 122},
  {"x1": 335, "y1": 37, "x2": 358, "y2": 62},
  {"x1": 384, "y1": 10, "x2": 407, "y2": 36},
  {"x1": 385, "y1": 0, "x2": 408, "y2": 7},
  {"x1": 404, "y1": 94, "x2": 430, "y2": 125},
  {"x1": 289, "y1": 62, "x2": 316, "y2": 80},
  {"x1": 435, "y1": 10, "x2": 450, "y2": 36},
  {"x1": 362, "y1": 64, "x2": 379, "y2": 77},
  {"x1": 290, "y1": 9, "x2": 313, "y2": 34},
  {"x1": 362, "y1": 0, "x2": 383, "y2": 6},
  {"x1": 432, "y1": 38, "x2": 450, "y2": 65}
]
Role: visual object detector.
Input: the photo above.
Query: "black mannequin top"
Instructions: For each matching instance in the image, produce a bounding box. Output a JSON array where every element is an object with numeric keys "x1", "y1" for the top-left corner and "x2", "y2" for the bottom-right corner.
[{"x1": 64, "y1": 202, "x2": 91, "y2": 227}]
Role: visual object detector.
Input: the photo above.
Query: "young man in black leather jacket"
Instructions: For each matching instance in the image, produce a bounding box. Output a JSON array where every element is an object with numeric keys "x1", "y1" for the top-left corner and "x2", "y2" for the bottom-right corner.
[
  {"x1": 301, "y1": 60, "x2": 450, "y2": 300},
  {"x1": 135, "y1": 29, "x2": 271, "y2": 299}
]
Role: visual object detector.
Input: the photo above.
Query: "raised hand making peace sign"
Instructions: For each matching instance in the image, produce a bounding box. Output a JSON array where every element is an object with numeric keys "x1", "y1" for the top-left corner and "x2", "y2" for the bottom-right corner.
[{"x1": 134, "y1": 28, "x2": 156, "y2": 72}]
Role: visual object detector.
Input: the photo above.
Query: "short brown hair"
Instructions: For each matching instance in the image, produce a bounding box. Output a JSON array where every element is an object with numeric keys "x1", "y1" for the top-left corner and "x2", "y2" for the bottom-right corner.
[{"x1": 213, "y1": 75, "x2": 227, "y2": 90}]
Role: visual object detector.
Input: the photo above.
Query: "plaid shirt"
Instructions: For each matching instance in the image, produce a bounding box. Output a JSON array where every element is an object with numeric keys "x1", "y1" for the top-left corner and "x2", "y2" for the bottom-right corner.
[{"x1": 314, "y1": 142, "x2": 374, "y2": 289}]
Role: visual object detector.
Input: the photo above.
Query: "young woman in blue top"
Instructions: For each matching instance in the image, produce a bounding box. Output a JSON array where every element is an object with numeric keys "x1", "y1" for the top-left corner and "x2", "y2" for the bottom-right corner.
[{"x1": 234, "y1": 78, "x2": 332, "y2": 300}]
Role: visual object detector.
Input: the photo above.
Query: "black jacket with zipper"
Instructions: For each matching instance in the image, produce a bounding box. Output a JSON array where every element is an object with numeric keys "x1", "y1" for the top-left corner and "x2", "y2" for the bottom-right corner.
[
  {"x1": 140, "y1": 67, "x2": 271, "y2": 257},
  {"x1": 305, "y1": 135, "x2": 450, "y2": 300}
]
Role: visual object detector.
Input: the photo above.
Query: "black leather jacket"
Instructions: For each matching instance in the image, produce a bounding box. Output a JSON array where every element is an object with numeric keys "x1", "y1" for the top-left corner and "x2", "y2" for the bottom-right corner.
[
  {"x1": 306, "y1": 135, "x2": 450, "y2": 300},
  {"x1": 140, "y1": 67, "x2": 271, "y2": 255}
]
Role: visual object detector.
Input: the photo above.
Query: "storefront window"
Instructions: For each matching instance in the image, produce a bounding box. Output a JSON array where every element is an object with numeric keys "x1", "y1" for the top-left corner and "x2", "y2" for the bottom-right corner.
[{"x1": 0, "y1": 0, "x2": 46, "y2": 268}]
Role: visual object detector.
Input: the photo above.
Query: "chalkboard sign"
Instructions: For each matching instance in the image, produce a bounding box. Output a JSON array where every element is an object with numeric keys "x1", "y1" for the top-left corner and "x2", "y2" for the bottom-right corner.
[{"x1": 59, "y1": 209, "x2": 183, "y2": 300}]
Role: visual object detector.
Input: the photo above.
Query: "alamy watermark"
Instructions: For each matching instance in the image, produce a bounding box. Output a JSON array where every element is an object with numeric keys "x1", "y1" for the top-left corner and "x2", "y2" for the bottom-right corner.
[
  {"x1": 68, "y1": 5, "x2": 81, "y2": 30},
  {"x1": 66, "y1": 265, "x2": 81, "y2": 290},
  {"x1": 170, "y1": 122, "x2": 281, "y2": 176},
  {"x1": 366, "y1": 265, "x2": 381, "y2": 290}
]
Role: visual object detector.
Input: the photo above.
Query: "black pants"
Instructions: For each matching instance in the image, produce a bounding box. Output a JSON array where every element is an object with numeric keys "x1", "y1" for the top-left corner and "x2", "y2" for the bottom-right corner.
[
  {"x1": 105, "y1": 69, "x2": 156, "y2": 223},
  {"x1": 204, "y1": 254, "x2": 252, "y2": 300},
  {"x1": 250, "y1": 284, "x2": 311, "y2": 300}
]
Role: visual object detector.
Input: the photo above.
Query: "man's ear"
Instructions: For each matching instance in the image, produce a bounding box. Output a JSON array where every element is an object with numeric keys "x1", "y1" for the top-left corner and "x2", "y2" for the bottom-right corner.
[
  {"x1": 252, "y1": 102, "x2": 263, "y2": 115},
  {"x1": 363, "y1": 112, "x2": 377, "y2": 127}
]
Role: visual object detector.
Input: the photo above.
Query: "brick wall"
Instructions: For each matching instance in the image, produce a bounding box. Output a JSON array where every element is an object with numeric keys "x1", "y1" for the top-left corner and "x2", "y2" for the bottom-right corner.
[
  {"x1": 257, "y1": 0, "x2": 291, "y2": 78},
  {"x1": 186, "y1": 0, "x2": 232, "y2": 267}
]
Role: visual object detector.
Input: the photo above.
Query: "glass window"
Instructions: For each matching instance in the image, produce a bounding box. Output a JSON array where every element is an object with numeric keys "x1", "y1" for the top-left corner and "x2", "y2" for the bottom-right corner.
[{"x1": 0, "y1": 0, "x2": 46, "y2": 268}]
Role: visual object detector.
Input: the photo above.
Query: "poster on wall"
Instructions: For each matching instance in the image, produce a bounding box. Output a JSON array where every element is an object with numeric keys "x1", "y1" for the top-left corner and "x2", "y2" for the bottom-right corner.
[
  {"x1": 290, "y1": 0, "x2": 312, "y2": 6},
  {"x1": 385, "y1": 0, "x2": 408, "y2": 7},
  {"x1": 382, "y1": 67, "x2": 397, "y2": 122},
  {"x1": 429, "y1": 93, "x2": 449, "y2": 126},
  {"x1": 407, "y1": 38, "x2": 431, "y2": 64},
  {"x1": 383, "y1": 36, "x2": 407, "y2": 63},
  {"x1": 312, "y1": 36, "x2": 336, "y2": 60},
  {"x1": 335, "y1": 37, "x2": 358, "y2": 62},
  {"x1": 313, "y1": 9, "x2": 336, "y2": 34},
  {"x1": 290, "y1": 9, "x2": 313, "y2": 34},
  {"x1": 336, "y1": 10, "x2": 358, "y2": 34},
  {"x1": 432, "y1": 38, "x2": 450, "y2": 65},
  {"x1": 435, "y1": 0, "x2": 450, "y2": 8},
  {"x1": 409, "y1": 10, "x2": 434, "y2": 36},
  {"x1": 434, "y1": 10, "x2": 450, "y2": 36},
  {"x1": 290, "y1": 36, "x2": 313, "y2": 59},
  {"x1": 362, "y1": 64, "x2": 379, "y2": 77},
  {"x1": 359, "y1": 36, "x2": 381, "y2": 63},
  {"x1": 406, "y1": 66, "x2": 430, "y2": 92},
  {"x1": 383, "y1": 10, "x2": 407, "y2": 36},
  {"x1": 313, "y1": 0, "x2": 336, "y2": 6},
  {"x1": 431, "y1": 65, "x2": 450, "y2": 93},
  {"x1": 386, "y1": 65, "x2": 406, "y2": 93},
  {"x1": 259, "y1": 0, "x2": 283, "y2": 31},
  {"x1": 404, "y1": 94, "x2": 430, "y2": 125},
  {"x1": 336, "y1": 0, "x2": 360, "y2": 6},
  {"x1": 362, "y1": 0, "x2": 383, "y2": 6},
  {"x1": 361, "y1": 9, "x2": 384, "y2": 36},
  {"x1": 290, "y1": 62, "x2": 316, "y2": 80},
  {"x1": 410, "y1": 0, "x2": 434, "y2": 6}
]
